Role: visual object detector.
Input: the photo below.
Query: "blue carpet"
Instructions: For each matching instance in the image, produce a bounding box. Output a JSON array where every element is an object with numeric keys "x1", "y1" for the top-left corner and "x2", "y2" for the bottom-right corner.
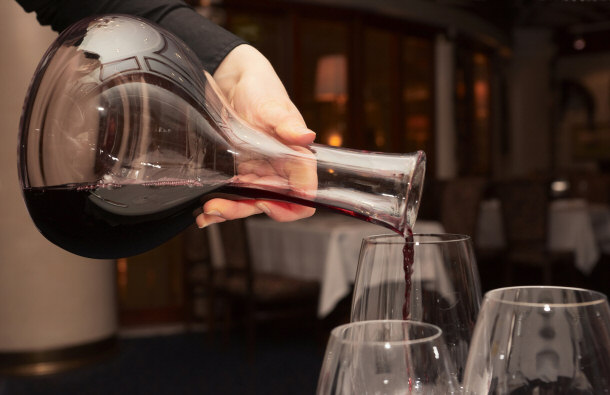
[{"x1": 0, "y1": 330, "x2": 324, "y2": 395}]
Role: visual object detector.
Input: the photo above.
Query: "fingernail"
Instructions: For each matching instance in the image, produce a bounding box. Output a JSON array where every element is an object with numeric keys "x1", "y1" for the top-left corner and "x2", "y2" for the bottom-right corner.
[
  {"x1": 296, "y1": 127, "x2": 316, "y2": 137},
  {"x1": 197, "y1": 215, "x2": 226, "y2": 229},
  {"x1": 204, "y1": 209, "x2": 222, "y2": 217},
  {"x1": 255, "y1": 202, "x2": 271, "y2": 215}
]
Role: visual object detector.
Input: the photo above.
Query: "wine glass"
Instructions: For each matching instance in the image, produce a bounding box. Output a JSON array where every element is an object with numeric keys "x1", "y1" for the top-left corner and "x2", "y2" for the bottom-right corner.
[
  {"x1": 316, "y1": 320, "x2": 460, "y2": 394},
  {"x1": 351, "y1": 233, "x2": 482, "y2": 382},
  {"x1": 463, "y1": 286, "x2": 610, "y2": 394}
]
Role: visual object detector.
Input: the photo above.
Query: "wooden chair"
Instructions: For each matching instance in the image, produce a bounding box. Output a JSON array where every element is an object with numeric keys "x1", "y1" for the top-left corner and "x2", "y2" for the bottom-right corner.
[
  {"x1": 495, "y1": 179, "x2": 574, "y2": 285},
  {"x1": 416, "y1": 178, "x2": 443, "y2": 222},
  {"x1": 213, "y1": 218, "x2": 320, "y2": 356},
  {"x1": 438, "y1": 177, "x2": 487, "y2": 242},
  {"x1": 569, "y1": 172, "x2": 610, "y2": 204},
  {"x1": 182, "y1": 223, "x2": 216, "y2": 335},
  {"x1": 436, "y1": 177, "x2": 507, "y2": 290}
]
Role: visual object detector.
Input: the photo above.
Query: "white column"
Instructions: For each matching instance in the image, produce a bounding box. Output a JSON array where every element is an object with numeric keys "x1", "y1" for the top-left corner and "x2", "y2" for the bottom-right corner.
[
  {"x1": 0, "y1": 1, "x2": 117, "y2": 353},
  {"x1": 435, "y1": 33, "x2": 457, "y2": 179}
]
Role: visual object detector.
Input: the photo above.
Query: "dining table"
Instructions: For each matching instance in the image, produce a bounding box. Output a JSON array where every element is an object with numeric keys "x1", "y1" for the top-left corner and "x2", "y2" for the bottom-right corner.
[
  {"x1": 244, "y1": 213, "x2": 445, "y2": 318},
  {"x1": 475, "y1": 198, "x2": 600, "y2": 275}
]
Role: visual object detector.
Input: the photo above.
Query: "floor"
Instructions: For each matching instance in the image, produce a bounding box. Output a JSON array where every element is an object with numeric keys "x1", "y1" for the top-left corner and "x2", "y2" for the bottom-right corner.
[{"x1": 0, "y1": 324, "x2": 326, "y2": 395}]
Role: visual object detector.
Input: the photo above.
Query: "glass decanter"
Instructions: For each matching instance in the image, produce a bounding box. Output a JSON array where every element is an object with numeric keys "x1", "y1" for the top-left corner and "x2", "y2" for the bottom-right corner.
[{"x1": 18, "y1": 15, "x2": 426, "y2": 259}]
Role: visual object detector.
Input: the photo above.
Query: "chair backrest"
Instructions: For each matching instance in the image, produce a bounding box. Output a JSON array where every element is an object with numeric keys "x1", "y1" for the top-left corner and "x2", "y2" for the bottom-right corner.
[
  {"x1": 217, "y1": 219, "x2": 254, "y2": 280},
  {"x1": 570, "y1": 172, "x2": 610, "y2": 204},
  {"x1": 439, "y1": 177, "x2": 487, "y2": 240},
  {"x1": 494, "y1": 179, "x2": 549, "y2": 246},
  {"x1": 182, "y1": 223, "x2": 211, "y2": 264},
  {"x1": 416, "y1": 178, "x2": 443, "y2": 222}
]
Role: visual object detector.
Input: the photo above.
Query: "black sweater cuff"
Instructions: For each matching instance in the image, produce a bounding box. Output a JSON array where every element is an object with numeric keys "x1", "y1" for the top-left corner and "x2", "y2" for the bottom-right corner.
[{"x1": 15, "y1": 0, "x2": 247, "y2": 73}]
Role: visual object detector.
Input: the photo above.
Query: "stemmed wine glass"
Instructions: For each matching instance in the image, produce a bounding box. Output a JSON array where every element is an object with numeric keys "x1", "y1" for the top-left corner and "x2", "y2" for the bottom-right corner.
[
  {"x1": 463, "y1": 286, "x2": 610, "y2": 394},
  {"x1": 316, "y1": 320, "x2": 460, "y2": 394},
  {"x1": 351, "y1": 233, "x2": 482, "y2": 382}
]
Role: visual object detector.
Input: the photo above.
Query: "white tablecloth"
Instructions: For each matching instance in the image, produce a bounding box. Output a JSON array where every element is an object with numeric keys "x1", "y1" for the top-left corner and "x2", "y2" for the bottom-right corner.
[
  {"x1": 476, "y1": 199, "x2": 600, "y2": 275},
  {"x1": 246, "y1": 214, "x2": 444, "y2": 317}
]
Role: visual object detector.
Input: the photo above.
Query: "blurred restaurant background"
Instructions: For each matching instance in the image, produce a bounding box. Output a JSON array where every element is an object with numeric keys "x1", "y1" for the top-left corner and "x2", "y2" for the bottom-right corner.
[{"x1": 2, "y1": 0, "x2": 610, "y2": 393}]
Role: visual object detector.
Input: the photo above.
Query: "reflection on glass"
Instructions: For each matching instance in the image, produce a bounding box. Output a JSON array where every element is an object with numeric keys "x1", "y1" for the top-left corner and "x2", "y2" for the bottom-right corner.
[
  {"x1": 317, "y1": 320, "x2": 460, "y2": 394},
  {"x1": 464, "y1": 286, "x2": 610, "y2": 394}
]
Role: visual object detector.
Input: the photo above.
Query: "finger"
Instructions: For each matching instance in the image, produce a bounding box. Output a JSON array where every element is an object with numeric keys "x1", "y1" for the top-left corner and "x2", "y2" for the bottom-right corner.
[
  {"x1": 195, "y1": 213, "x2": 226, "y2": 229},
  {"x1": 201, "y1": 196, "x2": 315, "y2": 224},
  {"x1": 256, "y1": 201, "x2": 316, "y2": 222},
  {"x1": 283, "y1": 146, "x2": 318, "y2": 198},
  {"x1": 275, "y1": 118, "x2": 316, "y2": 146},
  {"x1": 202, "y1": 198, "x2": 263, "y2": 221},
  {"x1": 256, "y1": 99, "x2": 316, "y2": 145},
  {"x1": 237, "y1": 159, "x2": 277, "y2": 178}
]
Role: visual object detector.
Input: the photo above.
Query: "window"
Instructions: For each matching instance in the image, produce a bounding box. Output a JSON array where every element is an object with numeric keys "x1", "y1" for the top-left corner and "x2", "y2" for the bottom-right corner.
[
  {"x1": 298, "y1": 18, "x2": 349, "y2": 147},
  {"x1": 223, "y1": 1, "x2": 493, "y2": 176},
  {"x1": 455, "y1": 48, "x2": 492, "y2": 176}
]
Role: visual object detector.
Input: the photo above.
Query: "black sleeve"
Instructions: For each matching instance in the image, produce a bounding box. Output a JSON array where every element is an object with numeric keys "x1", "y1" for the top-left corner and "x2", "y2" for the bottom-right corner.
[{"x1": 14, "y1": 0, "x2": 247, "y2": 73}]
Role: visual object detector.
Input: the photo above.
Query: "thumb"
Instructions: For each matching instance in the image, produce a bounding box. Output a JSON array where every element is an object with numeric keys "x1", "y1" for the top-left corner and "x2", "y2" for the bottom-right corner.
[{"x1": 256, "y1": 98, "x2": 316, "y2": 145}]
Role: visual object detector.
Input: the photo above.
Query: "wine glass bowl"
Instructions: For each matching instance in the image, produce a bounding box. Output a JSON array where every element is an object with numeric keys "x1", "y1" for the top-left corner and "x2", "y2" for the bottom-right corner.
[
  {"x1": 316, "y1": 320, "x2": 460, "y2": 394},
  {"x1": 463, "y1": 286, "x2": 610, "y2": 394},
  {"x1": 351, "y1": 233, "x2": 483, "y2": 382}
]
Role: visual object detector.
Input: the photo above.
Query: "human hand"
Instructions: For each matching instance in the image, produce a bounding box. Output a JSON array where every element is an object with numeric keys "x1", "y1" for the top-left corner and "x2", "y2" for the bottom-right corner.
[{"x1": 195, "y1": 45, "x2": 317, "y2": 228}]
